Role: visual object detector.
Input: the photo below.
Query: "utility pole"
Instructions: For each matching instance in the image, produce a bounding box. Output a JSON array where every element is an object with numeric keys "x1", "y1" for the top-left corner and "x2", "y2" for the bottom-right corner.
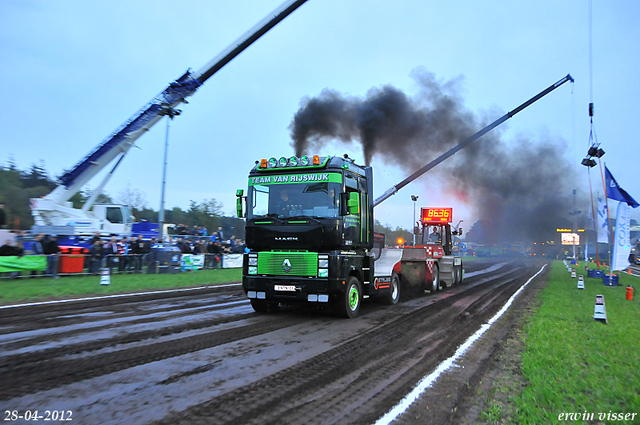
[
  {"x1": 158, "y1": 106, "x2": 181, "y2": 242},
  {"x1": 411, "y1": 195, "x2": 419, "y2": 246}
]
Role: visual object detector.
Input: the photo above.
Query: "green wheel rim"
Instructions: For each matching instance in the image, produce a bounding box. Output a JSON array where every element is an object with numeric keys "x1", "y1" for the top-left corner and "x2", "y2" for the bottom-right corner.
[{"x1": 348, "y1": 284, "x2": 359, "y2": 310}]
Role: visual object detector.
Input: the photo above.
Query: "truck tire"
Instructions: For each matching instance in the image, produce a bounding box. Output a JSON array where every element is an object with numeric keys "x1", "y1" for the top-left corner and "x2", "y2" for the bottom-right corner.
[
  {"x1": 444, "y1": 269, "x2": 455, "y2": 288},
  {"x1": 250, "y1": 299, "x2": 278, "y2": 314},
  {"x1": 379, "y1": 272, "x2": 401, "y2": 305},
  {"x1": 335, "y1": 276, "x2": 362, "y2": 318},
  {"x1": 457, "y1": 266, "x2": 464, "y2": 284},
  {"x1": 429, "y1": 264, "x2": 440, "y2": 292}
]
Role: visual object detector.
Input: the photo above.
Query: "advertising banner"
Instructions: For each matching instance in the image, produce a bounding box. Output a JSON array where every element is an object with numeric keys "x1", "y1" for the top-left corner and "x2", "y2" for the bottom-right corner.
[
  {"x1": 180, "y1": 254, "x2": 205, "y2": 271},
  {"x1": 561, "y1": 233, "x2": 580, "y2": 246},
  {"x1": 611, "y1": 201, "x2": 631, "y2": 271},
  {"x1": 597, "y1": 197, "x2": 609, "y2": 244},
  {"x1": 222, "y1": 254, "x2": 243, "y2": 268},
  {"x1": 0, "y1": 256, "x2": 47, "y2": 273}
]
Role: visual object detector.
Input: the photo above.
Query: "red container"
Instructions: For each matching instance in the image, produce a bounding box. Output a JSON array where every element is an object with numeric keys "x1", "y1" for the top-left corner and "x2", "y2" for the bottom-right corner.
[
  {"x1": 627, "y1": 285, "x2": 634, "y2": 301},
  {"x1": 59, "y1": 246, "x2": 88, "y2": 274}
]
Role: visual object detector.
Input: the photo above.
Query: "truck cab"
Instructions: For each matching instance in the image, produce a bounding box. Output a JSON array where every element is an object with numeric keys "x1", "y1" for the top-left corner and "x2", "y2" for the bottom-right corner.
[{"x1": 238, "y1": 154, "x2": 390, "y2": 318}]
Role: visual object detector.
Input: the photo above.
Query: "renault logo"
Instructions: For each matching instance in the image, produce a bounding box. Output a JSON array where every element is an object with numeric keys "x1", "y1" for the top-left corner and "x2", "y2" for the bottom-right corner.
[{"x1": 282, "y1": 259, "x2": 292, "y2": 273}]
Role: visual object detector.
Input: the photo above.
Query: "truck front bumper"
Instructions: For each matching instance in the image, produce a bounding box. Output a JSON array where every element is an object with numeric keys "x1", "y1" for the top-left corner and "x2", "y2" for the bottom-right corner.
[{"x1": 243, "y1": 275, "x2": 343, "y2": 303}]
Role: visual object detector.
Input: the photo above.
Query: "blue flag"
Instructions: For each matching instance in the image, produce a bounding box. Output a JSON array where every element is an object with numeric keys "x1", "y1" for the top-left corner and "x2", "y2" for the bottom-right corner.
[{"x1": 605, "y1": 166, "x2": 639, "y2": 208}]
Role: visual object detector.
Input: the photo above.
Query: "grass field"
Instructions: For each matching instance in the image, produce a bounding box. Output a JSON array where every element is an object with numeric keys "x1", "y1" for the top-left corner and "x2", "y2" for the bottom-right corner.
[
  {"x1": 512, "y1": 261, "x2": 640, "y2": 423},
  {"x1": 0, "y1": 268, "x2": 242, "y2": 304}
]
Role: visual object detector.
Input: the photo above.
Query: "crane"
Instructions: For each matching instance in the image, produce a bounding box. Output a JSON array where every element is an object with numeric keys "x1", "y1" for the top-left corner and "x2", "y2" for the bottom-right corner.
[{"x1": 30, "y1": 0, "x2": 308, "y2": 239}]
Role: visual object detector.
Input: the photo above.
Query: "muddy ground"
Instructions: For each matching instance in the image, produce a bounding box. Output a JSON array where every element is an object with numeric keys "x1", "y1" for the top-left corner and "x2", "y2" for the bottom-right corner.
[{"x1": 0, "y1": 258, "x2": 549, "y2": 424}]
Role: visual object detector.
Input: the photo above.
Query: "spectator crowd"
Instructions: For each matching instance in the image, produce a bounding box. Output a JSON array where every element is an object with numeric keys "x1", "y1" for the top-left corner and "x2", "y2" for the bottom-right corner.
[{"x1": 0, "y1": 225, "x2": 247, "y2": 279}]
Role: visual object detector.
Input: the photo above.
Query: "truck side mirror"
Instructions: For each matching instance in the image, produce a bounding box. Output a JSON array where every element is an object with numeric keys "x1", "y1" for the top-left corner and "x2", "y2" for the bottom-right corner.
[
  {"x1": 236, "y1": 189, "x2": 245, "y2": 218},
  {"x1": 459, "y1": 228, "x2": 463, "y2": 236},
  {"x1": 347, "y1": 192, "x2": 360, "y2": 215}
]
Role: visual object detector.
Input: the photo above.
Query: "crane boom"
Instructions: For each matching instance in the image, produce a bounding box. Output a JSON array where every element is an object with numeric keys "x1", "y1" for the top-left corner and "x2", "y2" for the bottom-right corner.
[{"x1": 373, "y1": 74, "x2": 574, "y2": 207}]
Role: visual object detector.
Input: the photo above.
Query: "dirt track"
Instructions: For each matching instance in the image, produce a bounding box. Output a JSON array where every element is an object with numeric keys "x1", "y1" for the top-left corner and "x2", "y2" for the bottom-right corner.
[{"x1": 0, "y1": 258, "x2": 549, "y2": 424}]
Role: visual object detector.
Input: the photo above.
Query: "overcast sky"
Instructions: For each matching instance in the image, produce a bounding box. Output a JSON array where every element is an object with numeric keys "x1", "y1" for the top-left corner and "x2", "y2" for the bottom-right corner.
[{"x1": 1, "y1": 0, "x2": 638, "y2": 230}]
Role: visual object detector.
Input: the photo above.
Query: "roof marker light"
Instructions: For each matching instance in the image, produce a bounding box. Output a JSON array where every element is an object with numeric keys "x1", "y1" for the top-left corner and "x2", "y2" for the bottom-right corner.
[
  {"x1": 300, "y1": 155, "x2": 310, "y2": 166},
  {"x1": 279, "y1": 157, "x2": 288, "y2": 167},
  {"x1": 260, "y1": 158, "x2": 267, "y2": 168},
  {"x1": 313, "y1": 155, "x2": 320, "y2": 165},
  {"x1": 268, "y1": 157, "x2": 277, "y2": 168},
  {"x1": 289, "y1": 156, "x2": 298, "y2": 166}
]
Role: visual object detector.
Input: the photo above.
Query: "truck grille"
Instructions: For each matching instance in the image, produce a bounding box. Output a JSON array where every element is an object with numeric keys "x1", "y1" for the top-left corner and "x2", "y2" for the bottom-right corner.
[{"x1": 257, "y1": 251, "x2": 318, "y2": 276}]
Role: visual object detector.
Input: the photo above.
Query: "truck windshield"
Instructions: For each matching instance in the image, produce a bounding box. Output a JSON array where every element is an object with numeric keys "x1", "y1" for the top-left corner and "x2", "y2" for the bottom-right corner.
[{"x1": 248, "y1": 181, "x2": 342, "y2": 219}]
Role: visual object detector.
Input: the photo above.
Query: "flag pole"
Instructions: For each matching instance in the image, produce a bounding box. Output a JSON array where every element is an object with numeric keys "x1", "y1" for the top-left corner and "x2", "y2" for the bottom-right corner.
[{"x1": 588, "y1": 170, "x2": 600, "y2": 268}]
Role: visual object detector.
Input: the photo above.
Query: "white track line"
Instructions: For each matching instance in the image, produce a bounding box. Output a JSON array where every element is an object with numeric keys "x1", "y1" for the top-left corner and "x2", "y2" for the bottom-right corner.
[
  {"x1": 373, "y1": 264, "x2": 547, "y2": 425},
  {"x1": 0, "y1": 282, "x2": 242, "y2": 310}
]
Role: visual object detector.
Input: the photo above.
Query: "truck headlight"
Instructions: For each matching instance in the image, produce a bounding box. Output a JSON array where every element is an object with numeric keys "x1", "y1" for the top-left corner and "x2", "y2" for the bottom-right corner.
[
  {"x1": 248, "y1": 266, "x2": 258, "y2": 275},
  {"x1": 318, "y1": 255, "x2": 329, "y2": 278},
  {"x1": 248, "y1": 257, "x2": 258, "y2": 266}
]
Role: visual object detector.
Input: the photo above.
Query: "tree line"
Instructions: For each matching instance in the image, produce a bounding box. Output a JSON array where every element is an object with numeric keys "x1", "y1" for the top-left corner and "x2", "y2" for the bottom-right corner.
[{"x1": 0, "y1": 160, "x2": 244, "y2": 237}]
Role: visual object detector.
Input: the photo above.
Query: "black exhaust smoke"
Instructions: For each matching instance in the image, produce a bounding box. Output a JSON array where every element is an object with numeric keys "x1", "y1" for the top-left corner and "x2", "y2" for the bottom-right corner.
[{"x1": 289, "y1": 69, "x2": 585, "y2": 244}]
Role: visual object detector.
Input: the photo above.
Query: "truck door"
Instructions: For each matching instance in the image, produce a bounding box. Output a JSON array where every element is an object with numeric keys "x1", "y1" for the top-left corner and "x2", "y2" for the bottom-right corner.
[{"x1": 343, "y1": 173, "x2": 361, "y2": 247}]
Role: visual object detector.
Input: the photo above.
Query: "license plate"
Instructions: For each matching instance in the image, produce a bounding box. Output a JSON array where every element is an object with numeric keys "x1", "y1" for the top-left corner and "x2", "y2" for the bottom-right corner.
[{"x1": 274, "y1": 285, "x2": 296, "y2": 292}]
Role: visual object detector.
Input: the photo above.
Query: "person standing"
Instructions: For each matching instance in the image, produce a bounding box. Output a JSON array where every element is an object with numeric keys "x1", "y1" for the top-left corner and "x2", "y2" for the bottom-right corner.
[
  {"x1": 146, "y1": 237, "x2": 157, "y2": 273},
  {"x1": 31, "y1": 233, "x2": 45, "y2": 255},
  {"x1": 44, "y1": 234, "x2": 61, "y2": 279},
  {"x1": 30, "y1": 233, "x2": 45, "y2": 277},
  {"x1": 13, "y1": 241, "x2": 24, "y2": 257},
  {"x1": 216, "y1": 226, "x2": 224, "y2": 243},
  {"x1": 89, "y1": 240, "x2": 104, "y2": 275},
  {"x1": 131, "y1": 235, "x2": 145, "y2": 272},
  {"x1": 118, "y1": 236, "x2": 130, "y2": 273},
  {"x1": 0, "y1": 239, "x2": 14, "y2": 256},
  {"x1": 211, "y1": 241, "x2": 224, "y2": 269},
  {"x1": 85, "y1": 231, "x2": 101, "y2": 270},
  {"x1": 205, "y1": 241, "x2": 215, "y2": 269},
  {"x1": 87, "y1": 231, "x2": 102, "y2": 246},
  {"x1": 105, "y1": 236, "x2": 119, "y2": 272}
]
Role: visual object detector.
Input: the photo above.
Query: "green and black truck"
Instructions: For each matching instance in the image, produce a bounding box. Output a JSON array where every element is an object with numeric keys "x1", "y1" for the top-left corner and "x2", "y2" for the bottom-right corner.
[{"x1": 237, "y1": 154, "x2": 401, "y2": 318}]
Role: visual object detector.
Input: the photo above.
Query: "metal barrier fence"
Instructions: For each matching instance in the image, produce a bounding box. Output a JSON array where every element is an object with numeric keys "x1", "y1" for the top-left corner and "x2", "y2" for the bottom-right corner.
[{"x1": 0, "y1": 252, "x2": 243, "y2": 279}]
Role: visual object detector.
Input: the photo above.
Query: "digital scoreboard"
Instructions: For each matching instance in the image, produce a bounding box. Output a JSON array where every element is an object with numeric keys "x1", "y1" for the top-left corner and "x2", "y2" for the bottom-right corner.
[{"x1": 421, "y1": 207, "x2": 453, "y2": 223}]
